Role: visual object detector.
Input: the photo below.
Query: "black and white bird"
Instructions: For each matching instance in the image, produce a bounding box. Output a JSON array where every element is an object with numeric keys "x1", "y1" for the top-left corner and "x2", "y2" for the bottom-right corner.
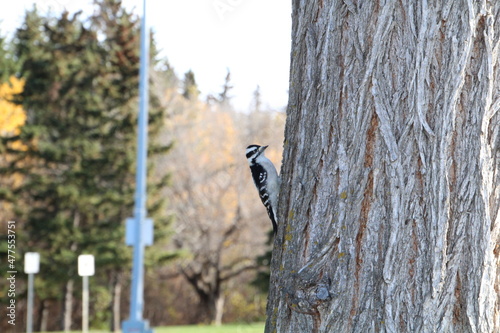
[{"x1": 246, "y1": 144, "x2": 280, "y2": 234}]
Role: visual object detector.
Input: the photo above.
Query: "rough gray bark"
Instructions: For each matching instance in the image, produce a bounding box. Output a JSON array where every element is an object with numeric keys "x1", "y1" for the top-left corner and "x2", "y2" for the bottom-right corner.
[{"x1": 266, "y1": 1, "x2": 500, "y2": 332}]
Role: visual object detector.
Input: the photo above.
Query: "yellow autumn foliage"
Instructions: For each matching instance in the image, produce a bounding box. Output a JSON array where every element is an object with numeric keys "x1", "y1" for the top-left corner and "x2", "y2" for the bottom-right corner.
[
  {"x1": 0, "y1": 76, "x2": 26, "y2": 137},
  {"x1": 0, "y1": 77, "x2": 26, "y2": 218}
]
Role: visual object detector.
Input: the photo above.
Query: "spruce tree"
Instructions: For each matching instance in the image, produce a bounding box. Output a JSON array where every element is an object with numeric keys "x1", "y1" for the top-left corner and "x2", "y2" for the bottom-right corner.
[
  {"x1": 182, "y1": 70, "x2": 200, "y2": 100},
  {"x1": 0, "y1": 33, "x2": 18, "y2": 82}
]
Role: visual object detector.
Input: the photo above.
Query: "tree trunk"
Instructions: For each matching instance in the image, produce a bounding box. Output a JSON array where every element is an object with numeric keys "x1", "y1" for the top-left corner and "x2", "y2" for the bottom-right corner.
[
  {"x1": 62, "y1": 211, "x2": 80, "y2": 332},
  {"x1": 37, "y1": 299, "x2": 49, "y2": 332},
  {"x1": 62, "y1": 279, "x2": 74, "y2": 332},
  {"x1": 196, "y1": 290, "x2": 224, "y2": 325},
  {"x1": 266, "y1": 1, "x2": 500, "y2": 332},
  {"x1": 109, "y1": 272, "x2": 122, "y2": 332},
  {"x1": 214, "y1": 295, "x2": 225, "y2": 326}
]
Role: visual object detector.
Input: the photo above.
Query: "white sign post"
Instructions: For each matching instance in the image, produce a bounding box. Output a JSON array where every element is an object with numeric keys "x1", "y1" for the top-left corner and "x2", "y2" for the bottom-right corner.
[
  {"x1": 24, "y1": 252, "x2": 40, "y2": 333},
  {"x1": 78, "y1": 255, "x2": 95, "y2": 333}
]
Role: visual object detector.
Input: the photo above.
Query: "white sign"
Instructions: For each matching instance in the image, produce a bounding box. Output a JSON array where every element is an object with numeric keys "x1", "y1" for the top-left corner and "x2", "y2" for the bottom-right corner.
[
  {"x1": 78, "y1": 255, "x2": 95, "y2": 276},
  {"x1": 24, "y1": 252, "x2": 40, "y2": 274}
]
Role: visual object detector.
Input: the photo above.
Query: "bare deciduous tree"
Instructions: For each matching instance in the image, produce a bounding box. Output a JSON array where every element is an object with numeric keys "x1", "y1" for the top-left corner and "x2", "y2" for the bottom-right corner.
[
  {"x1": 267, "y1": 1, "x2": 500, "y2": 332},
  {"x1": 164, "y1": 102, "x2": 283, "y2": 324}
]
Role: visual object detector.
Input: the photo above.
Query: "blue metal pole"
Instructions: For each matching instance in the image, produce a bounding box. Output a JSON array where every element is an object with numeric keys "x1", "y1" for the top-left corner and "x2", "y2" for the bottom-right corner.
[{"x1": 122, "y1": 0, "x2": 153, "y2": 332}]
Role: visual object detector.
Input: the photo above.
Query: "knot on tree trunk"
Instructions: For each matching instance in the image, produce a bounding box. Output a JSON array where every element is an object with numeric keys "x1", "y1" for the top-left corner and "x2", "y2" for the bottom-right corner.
[
  {"x1": 285, "y1": 273, "x2": 332, "y2": 333},
  {"x1": 287, "y1": 284, "x2": 331, "y2": 313}
]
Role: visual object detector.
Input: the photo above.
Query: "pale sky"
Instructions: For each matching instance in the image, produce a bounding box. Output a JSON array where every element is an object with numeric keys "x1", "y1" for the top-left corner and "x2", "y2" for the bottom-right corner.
[{"x1": 0, "y1": 0, "x2": 292, "y2": 111}]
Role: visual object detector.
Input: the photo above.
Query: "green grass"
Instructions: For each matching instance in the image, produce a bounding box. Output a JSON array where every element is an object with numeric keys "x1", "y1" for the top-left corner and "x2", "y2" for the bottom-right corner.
[
  {"x1": 155, "y1": 322, "x2": 265, "y2": 333},
  {"x1": 42, "y1": 323, "x2": 265, "y2": 333}
]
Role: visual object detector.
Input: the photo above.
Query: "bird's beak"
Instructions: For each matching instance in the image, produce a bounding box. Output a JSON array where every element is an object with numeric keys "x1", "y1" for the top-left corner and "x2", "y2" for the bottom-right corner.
[{"x1": 260, "y1": 145, "x2": 269, "y2": 152}]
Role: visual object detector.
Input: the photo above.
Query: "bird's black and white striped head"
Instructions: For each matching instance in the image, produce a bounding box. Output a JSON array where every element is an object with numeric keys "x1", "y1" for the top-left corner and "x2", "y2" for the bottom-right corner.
[{"x1": 246, "y1": 144, "x2": 268, "y2": 165}]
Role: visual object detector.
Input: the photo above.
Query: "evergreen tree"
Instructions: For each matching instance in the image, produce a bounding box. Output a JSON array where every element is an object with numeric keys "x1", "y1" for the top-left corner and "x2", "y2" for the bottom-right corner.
[
  {"x1": 217, "y1": 69, "x2": 233, "y2": 109},
  {"x1": 251, "y1": 231, "x2": 273, "y2": 294},
  {"x1": 182, "y1": 69, "x2": 199, "y2": 100},
  {"x1": 0, "y1": 33, "x2": 18, "y2": 82},
  {"x1": 251, "y1": 85, "x2": 262, "y2": 113}
]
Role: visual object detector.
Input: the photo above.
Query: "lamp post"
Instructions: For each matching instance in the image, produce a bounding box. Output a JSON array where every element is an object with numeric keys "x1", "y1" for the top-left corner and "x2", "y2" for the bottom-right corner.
[{"x1": 121, "y1": 0, "x2": 154, "y2": 332}]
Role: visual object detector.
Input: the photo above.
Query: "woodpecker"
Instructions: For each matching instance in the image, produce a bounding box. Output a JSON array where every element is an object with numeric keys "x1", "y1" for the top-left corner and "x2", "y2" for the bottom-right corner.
[{"x1": 246, "y1": 144, "x2": 280, "y2": 234}]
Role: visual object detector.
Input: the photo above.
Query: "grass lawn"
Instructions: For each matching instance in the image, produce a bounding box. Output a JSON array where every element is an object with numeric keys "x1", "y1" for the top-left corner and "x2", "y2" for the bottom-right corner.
[
  {"x1": 42, "y1": 322, "x2": 265, "y2": 333},
  {"x1": 155, "y1": 322, "x2": 265, "y2": 333}
]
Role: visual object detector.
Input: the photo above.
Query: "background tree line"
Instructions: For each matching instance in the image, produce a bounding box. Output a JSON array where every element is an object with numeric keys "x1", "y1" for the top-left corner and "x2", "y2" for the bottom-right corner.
[{"x1": 0, "y1": 0, "x2": 283, "y2": 331}]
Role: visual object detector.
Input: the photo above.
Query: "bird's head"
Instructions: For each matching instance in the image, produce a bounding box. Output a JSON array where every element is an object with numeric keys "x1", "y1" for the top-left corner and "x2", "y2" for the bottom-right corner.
[{"x1": 246, "y1": 144, "x2": 268, "y2": 163}]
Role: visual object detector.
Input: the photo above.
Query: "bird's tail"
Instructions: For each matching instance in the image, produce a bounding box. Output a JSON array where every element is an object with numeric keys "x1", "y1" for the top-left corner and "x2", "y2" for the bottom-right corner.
[{"x1": 267, "y1": 207, "x2": 278, "y2": 235}]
